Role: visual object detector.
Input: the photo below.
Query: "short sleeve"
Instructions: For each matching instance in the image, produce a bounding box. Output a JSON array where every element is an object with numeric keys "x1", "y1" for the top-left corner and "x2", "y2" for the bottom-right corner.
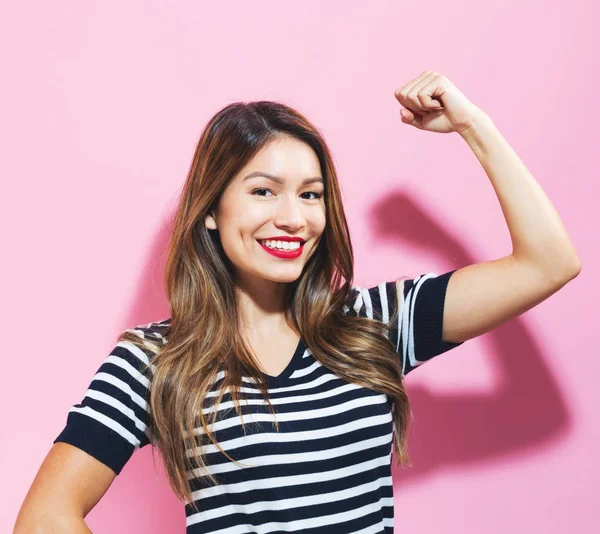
[
  {"x1": 53, "y1": 332, "x2": 157, "y2": 475},
  {"x1": 343, "y1": 270, "x2": 464, "y2": 377}
]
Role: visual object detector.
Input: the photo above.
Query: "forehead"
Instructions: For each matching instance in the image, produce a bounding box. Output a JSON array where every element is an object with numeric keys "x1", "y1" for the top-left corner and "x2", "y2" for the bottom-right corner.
[{"x1": 235, "y1": 137, "x2": 322, "y2": 183}]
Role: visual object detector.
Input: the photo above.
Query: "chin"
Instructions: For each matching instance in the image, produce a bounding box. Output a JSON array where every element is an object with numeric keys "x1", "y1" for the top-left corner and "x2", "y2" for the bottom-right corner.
[
  {"x1": 256, "y1": 266, "x2": 304, "y2": 283},
  {"x1": 264, "y1": 272, "x2": 302, "y2": 283}
]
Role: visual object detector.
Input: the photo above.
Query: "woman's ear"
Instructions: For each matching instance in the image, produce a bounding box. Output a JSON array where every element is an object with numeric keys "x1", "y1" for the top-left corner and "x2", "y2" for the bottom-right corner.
[{"x1": 205, "y1": 211, "x2": 218, "y2": 230}]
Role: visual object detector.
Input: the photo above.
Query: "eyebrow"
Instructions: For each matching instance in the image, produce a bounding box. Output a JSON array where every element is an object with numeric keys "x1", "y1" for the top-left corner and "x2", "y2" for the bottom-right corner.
[{"x1": 242, "y1": 171, "x2": 324, "y2": 186}]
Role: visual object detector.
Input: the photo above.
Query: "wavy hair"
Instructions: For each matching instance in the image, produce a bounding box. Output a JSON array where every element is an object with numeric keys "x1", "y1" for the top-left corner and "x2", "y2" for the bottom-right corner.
[{"x1": 118, "y1": 101, "x2": 413, "y2": 510}]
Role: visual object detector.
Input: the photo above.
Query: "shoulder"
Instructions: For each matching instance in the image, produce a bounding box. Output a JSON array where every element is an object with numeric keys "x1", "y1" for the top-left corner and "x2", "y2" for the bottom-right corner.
[
  {"x1": 124, "y1": 318, "x2": 171, "y2": 345},
  {"x1": 342, "y1": 280, "x2": 404, "y2": 322},
  {"x1": 116, "y1": 318, "x2": 171, "y2": 370}
]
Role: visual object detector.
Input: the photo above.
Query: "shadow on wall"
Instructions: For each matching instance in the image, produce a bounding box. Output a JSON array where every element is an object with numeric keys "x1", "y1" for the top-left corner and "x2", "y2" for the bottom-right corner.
[
  {"x1": 370, "y1": 191, "x2": 570, "y2": 487},
  {"x1": 85, "y1": 188, "x2": 570, "y2": 533}
]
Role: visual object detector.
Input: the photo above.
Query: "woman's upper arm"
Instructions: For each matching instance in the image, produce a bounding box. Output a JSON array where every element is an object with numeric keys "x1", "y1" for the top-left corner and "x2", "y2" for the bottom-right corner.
[{"x1": 14, "y1": 442, "x2": 116, "y2": 530}]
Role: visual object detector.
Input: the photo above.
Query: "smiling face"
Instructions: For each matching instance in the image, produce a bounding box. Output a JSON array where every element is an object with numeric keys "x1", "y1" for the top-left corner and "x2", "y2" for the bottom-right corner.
[{"x1": 205, "y1": 136, "x2": 326, "y2": 287}]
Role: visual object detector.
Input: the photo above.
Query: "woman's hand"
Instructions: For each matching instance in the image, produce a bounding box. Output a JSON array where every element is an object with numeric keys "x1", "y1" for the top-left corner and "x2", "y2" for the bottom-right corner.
[{"x1": 394, "y1": 70, "x2": 488, "y2": 135}]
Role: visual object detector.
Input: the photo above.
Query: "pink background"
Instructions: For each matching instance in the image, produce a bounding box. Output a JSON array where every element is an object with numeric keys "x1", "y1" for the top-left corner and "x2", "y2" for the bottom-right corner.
[{"x1": 2, "y1": 1, "x2": 598, "y2": 532}]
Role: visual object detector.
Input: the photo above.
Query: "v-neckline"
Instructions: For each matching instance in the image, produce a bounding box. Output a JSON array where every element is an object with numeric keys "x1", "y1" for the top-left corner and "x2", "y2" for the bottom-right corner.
[{"x1": 259, "y1": 336, "x2": 306, "y2": 386}]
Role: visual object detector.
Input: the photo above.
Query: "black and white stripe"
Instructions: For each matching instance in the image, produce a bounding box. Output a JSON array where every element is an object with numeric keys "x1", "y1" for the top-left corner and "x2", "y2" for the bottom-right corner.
[{"x1": 345, "y1": 270, "x2": 463, "y2": 377}]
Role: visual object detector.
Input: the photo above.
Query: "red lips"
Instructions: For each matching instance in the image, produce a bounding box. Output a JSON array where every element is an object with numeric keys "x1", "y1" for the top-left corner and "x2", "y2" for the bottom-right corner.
[
  {"x1": 257, "y1": 239, "x2": 304, "y2": 259},
  {"x1": 258, "y1": 236, "x2": 305, "y2": 242}
]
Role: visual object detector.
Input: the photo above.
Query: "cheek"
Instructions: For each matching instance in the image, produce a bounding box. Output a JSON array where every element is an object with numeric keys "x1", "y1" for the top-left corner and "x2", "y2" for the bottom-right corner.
[
  {"x1": 222, "y1": 209, "x2": 264, "y2": 250},
  {"x1": 312, "y1": 208, "x2": 327, "y2": 233},
  {"x1": 221, "y1": 201, "x2": 255, "y2": 232}
]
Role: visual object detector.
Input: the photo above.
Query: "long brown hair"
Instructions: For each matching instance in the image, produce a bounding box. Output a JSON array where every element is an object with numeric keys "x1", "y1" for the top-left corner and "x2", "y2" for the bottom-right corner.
[{"x1": 119, "y1": 101, "x2": 413, "y2": 510}]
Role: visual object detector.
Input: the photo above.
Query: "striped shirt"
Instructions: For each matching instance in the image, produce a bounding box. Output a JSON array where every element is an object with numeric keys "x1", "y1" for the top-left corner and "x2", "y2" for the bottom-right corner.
[{"x1": 54, "y1": 270, "x2": 464, "y2": 533}]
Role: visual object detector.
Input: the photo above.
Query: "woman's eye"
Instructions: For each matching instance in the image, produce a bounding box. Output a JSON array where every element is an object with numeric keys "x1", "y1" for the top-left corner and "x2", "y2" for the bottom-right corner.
[
  {"x1": 252, "y1": 188, "x2": 273, "y2": 197},
  {"x1": 301, "y1": 191, "x2": 323, "y2": 200},
  {"x1": 251, "y1": 189, "x2": 323, "y2": 200}
]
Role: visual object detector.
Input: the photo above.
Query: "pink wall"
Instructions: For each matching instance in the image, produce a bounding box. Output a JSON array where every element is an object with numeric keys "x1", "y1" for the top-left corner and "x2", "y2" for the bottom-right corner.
[{"x1": 3, "y1": 1, "x2": 598, "y2": 532}]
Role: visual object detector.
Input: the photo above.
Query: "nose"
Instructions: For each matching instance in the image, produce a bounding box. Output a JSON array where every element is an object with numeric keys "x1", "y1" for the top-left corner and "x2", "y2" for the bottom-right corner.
[{"x1": 273, "y1": 193, "x2": 306, "y2": 232}]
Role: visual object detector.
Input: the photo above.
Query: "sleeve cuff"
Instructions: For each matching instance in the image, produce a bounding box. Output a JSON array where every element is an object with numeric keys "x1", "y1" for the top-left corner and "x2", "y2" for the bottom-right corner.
[
  {"x1": 53, "y1": 412, "x2": 136, "y2": 475},
  {"x1": 415, "y1": 270, "x2": 464, "y2": 359}
]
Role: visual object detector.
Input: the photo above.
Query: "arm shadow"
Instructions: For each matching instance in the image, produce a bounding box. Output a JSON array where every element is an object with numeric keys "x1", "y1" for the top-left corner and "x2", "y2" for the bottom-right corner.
[{"x1": 369, "y1": 190, "x2": 570, "y2": 488}]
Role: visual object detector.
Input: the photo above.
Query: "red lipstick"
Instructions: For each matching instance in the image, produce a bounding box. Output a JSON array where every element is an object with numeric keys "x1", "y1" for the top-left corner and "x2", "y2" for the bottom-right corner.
[
  {"x1": 259, "y1": 236, "x2": 304, "y2": 242},
  {"x1": 257, "y1": 237, "x2": 304, "y2": 259}
]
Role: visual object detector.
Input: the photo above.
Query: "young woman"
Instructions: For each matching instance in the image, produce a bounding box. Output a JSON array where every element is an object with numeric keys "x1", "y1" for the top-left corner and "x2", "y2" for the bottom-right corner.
[{"x1": 15, "y1": 71, "x2": 580, "y2": 533}]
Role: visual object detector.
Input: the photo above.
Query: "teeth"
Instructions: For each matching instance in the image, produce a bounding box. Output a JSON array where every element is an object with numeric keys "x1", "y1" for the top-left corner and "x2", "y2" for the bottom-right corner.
[{"x1": 260, "y1": 239, "x2": 301, "y2": 251}]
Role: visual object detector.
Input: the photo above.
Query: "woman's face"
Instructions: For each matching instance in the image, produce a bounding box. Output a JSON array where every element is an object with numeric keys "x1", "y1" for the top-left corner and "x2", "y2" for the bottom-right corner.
[{"x1": 205, "y1": 136, "x2": 326, "y2": 286}]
